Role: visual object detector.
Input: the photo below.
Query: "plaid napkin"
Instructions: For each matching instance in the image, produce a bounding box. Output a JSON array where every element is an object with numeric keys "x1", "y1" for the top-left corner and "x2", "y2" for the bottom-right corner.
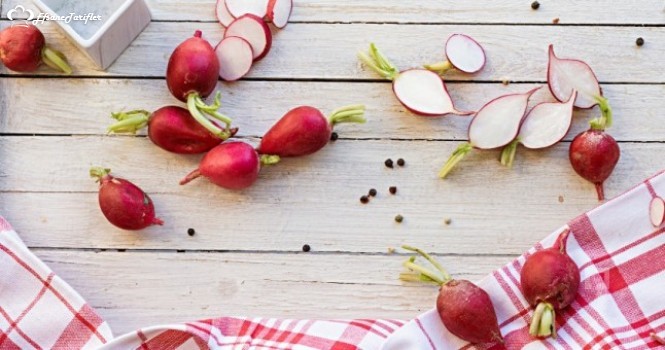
[{"x1": 0, "y1": 171, "x2": 664, "y2": 349}]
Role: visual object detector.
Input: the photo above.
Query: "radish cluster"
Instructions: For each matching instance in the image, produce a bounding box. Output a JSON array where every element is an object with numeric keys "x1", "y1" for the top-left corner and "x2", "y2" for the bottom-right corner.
[{"x1": 0, "y1": 24, "x2": 72, "y2": 74}]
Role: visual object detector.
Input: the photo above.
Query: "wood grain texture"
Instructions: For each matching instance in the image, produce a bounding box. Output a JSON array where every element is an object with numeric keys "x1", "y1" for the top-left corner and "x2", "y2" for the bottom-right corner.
[{"x1": 0, "y1": 21, "x2": 662, "y2": 82}]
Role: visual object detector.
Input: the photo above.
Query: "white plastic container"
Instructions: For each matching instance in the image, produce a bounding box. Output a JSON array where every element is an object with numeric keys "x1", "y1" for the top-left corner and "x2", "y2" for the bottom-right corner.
[{"x1": 32, "y1": 0, "x2": 151, "y2": 70}]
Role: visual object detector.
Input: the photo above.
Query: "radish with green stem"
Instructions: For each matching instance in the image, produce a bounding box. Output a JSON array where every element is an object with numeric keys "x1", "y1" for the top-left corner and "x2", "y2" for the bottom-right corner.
[
  {"x1": 358, "y1": 43, "x2": 471, "y2": 117},
  {"x1": 438, "y1": 88, "x2": 539, "y2": 178},
  {"x1": 650, "y1": 197, "x2": 665, "y2": 227},
  {"x1": 400, "y1": 245, "x2": 504, "y2": 345},
  {"x1": 425, "y1": 34, "x2": 486, "y2": 75},
  {"x1": 257, "y1": 105, "x2": 366, "y2": 157},
  {"x1": 0, "y1": 24, "x2": 72, "y2": 74}
]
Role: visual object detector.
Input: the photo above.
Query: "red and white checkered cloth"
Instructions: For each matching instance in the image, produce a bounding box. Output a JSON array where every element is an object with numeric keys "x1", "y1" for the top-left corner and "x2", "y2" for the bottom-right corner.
[{"x1": 1, "y1": 171, "x2": 664, "y2": 349}]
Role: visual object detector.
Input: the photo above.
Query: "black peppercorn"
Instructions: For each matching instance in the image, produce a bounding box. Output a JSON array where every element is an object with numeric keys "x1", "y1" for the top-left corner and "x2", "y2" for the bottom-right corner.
[
  {"x1": 360, "y1": 195, "x2": 370, "y2": 204},
  {"x1": 395, "y1": 215, "x2": 404, "y2": 223},
  {"x1": 302, "y1": 244, "x2": 311, "y2": 252},
  {"x1": 531, "y1": 1, "x2": 540, "y2": 10},
  {"x1": 369, "y1": 188, "x2": 377, "y2": 197},
  {"x1": 389, "y1": 186, "x2": 397, "y2": 195},
  {"x1": 397, "y1": 158, "x2": 405, "y2": 166},
  {"x1": 385, "y1": 158, "x2": 394, "y2": 168},
  {"x1": 187, "y1": 228, "x2": 196, "y2": 236},
  {"x1": 636, "y1": 37, "x2": 645, "y2": 47},
  {"x1": 330, "y1": 132, "x2": 339, "y2": 141}
]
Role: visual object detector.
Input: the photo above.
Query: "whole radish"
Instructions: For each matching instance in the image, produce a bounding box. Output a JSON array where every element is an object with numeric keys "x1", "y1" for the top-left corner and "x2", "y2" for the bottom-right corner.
[
  {"x1": 90, "y1": 167, "x2": 163, "y2": 230},
  {"x1": 257, "y1": 105, "x2": 366, "y2": 157},
  {"x1": 400, "y1": 245, "x2": 504, "y2": 345},
  {"x1": 167, "y1": 31, "x2": 234, "y2": 139},
  {"x1": 0, "y1": 24, "x2": 71, "y2": 74},
  {"x1": 520, "y1": 229, "x2": 580, "y2": 338},
  {"x1": 180, "y1": 142, "x2": 279, "y2": 190}
]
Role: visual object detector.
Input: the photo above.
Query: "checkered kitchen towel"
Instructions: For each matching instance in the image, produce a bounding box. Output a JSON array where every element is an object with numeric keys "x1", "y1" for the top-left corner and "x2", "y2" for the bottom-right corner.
[{"x1": 1, "y1": 171, "x2": 664, "y2": 349}]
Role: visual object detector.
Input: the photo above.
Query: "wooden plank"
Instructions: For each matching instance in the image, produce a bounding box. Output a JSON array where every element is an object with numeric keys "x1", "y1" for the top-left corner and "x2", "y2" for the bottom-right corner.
[
  {"x1": 35, "y1": 250, "x2": 509, "y2": 334},
  {"x1": 3, "y1": 0, "x2": 664, "y2": 24},
  {"x1": 0, "y1": 22, "x2": 662, "y2": 82},
  {"x1": 1, "y1": 137, "x2": 662, "y2": 254},
  {"x1": 1, "y1": 78, "x2": 663, "y2": 141}
]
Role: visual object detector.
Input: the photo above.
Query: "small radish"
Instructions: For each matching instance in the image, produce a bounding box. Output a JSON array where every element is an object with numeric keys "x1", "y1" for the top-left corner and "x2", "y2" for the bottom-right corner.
[
  {"x1": 225, "y1": 15, "x2": 272, "y2": 61},
  {"x1": 257, "y1": 105, "x2": 366, "y2": 157},
  {"x1": 547, "y1": 45, "x2": 602, "y2": 109},
  {"x1": 400, "y1": 245, "x2": 504, "y2": 345},
  {"x1": 225, "y1": 0, "x2": 269, "y2": 19},
  {"x1": 500, "y1": 91, "x2": 577, "y2": 168},
  {"x1": 358, "y1": 43, "x2": 471, "y2": 117},
  {"x1": 180, "y1": 142, "x2": 280, "y2": 190},
  {"x1": 167, "y1": 31, "x2": 235, "y2": 139},
  {"x1": 0, "y1": 24, "x2": 72, "y2": 74},
  {"x1": 425, "y1": 34, "x2": 486, "y2": 75},
  {"x1": 520, "y1": 229, "x2": 580, "y2": 339},
  {"x1": 266, "y1": 0, "x2": 293, "y2": 29},
  {"x1": 107, "y1": 104, "x2": 238, "y2": 154},
  {"x1": 216, "y1": 36, "x2": 254, "y2": 81},
  {"x1": 439, "y1": 88, "x2": 539, "y2": 178},
  {"x1": 216, "y1": 0, "x2": 235, "y2": 27},
  {"x1": 90, "y1": 167, "x2": 163, "y2": 230},
  {"x1": 649, "y1": 197, "x2": 665, "y2": 227}
]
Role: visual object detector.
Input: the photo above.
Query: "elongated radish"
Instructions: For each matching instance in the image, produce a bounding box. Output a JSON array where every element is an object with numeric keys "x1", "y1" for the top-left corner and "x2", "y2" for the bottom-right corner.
[
  {"x1": 225, "y1": 0, "x2": 269, "y2": 18},
  {"x1": 425, "y1": 34, "x2": 486, "y2": 75},
  {"x1": 225, "y1": 15, "x2": 273, "y2": 61},
  {"x1": 90, "y1": 167, "x2": 163, "y2": 230},
  {"x1": 216, "y1": 0, "x2": 235, "y2": 27},
  {"x1": 400, "y1": 245, "x2": 503, "y2": 345},
  {"x1": 180, "y1": 142, "x2": 279, "y2": 190},
  {"x1": 547, "y1": 45, "x2": 602, "y2": 109},
  {"x1": 216, "y1": 36, "x2": 253, "y2": 81},
  {"x1": 358, "y1": 43, "x2": 470, "y2": 117},
  {"x1": 650, "y1": 197, "x2": 665, "y2": 227},
  {"x1": 258, "y1": 105, "x2": 366, "y2": 157},
  {"x1": 521, "y1": 229, "x2": 580, "y2": 338},
  {"x1": 0, "y1": 24, "x2": 72, "y2": 74},
  {"x1": 108, "y1": 105, "x2": 238, "y2": 154},
  {"x1": 438, "y1": 88, "x2": 539, "y2": 178},
  {"x1": 500, "y1": 91, "x2": 577, "y2": 168},
  {"x1": 266, "y1": 0, "x2": 293, "y2": 28}
]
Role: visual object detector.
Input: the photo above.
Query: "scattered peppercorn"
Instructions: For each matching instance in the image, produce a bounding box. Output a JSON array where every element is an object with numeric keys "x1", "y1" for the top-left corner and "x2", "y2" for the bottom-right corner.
[
  {"x1": 385, "y1": 158, "x2": 394, "y2": 168},
  {"x1": 360, "y1": 195, "x2": 370, "y2": 204},
  {"x1": 369, "y1": 188, "x2": 377, "y2": 197},
  {"x1": 397, "y1": 158, "x2": 405, "y2": 166},
  {"x1": 636, "y1": 37, "x2": 645, "y2": 47},
  {"x1": 330, "y1": 132, "x2": 339, "y2": 141},
  {"x1": 389, "y1": 186, "x2": 397, "y2": 195},
  {"x1": 302, "y1": 244, "x2": 311, "y2": 252},
  {"x1": 395, "y1": 214, "x2": 404, "y2": 223},
  {"x1": 187, "y1": 228, "x2": 196, "y2": 236},
  {"x1": 552, "y1": 17, "x2": 560, "y2": 24},
  {"x1": 531, "y1": 1, "x2": 540, "y2": 10},
  {"x1": 502, "y1": 79, "x2": 510, "y2": 86},
  {"x1": 444, "y1": 218, "x2": 452, "y2": 225}
]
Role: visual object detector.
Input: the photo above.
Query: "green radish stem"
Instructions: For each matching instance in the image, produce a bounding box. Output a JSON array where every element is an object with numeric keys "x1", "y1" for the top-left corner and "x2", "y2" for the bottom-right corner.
[
  {"x1": 90, "y1": 167, "x2": 111, "y2": 182},
  {"x1": 400, "y1": 245, "x2": 452, "y2": 286},
  {"x1": 500, "y1": 139, "x2": 520, "y2": 168},
  {"x1": 589, "y1": 96, "x2": 613, "y2": 131},
  {"x1": 424, "y1": 60, "x2": 453, "y2": 76},
  {"x1": 529, "y1": 302, "x2": 557, "y2": 338},
  {"x1": 186, "y1": 91, "x2": 234, "y2": 139},
  {"x1": 357, "y1": 43, "x2": 399, "y2": 81},
  {"x1": 439, "y1": 143, "x2": 474, "y2": 179},
  {"x1": 329, "y1": 105, "x2": 367, "y2": 125},
  {"x1": 259, "y1": 154, "x2": 281, "y2": 165},
  {"x1": 41, "y1": 46, "x2": 72, "y2": 74},
  {"x1": 107, "y1": 110, "x2": 151, "y2": 134}
]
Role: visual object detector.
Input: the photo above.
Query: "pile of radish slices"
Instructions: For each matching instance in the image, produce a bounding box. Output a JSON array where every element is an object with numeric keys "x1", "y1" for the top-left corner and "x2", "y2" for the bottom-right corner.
[{"x1": 215, "y1": 0, "x2": 293, "y2": 81}]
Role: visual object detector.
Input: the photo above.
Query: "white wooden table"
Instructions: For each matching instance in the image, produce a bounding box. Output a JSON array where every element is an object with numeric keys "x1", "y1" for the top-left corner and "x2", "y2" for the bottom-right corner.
[{"x1": 1, "y1": 0, "x2": 664, "y2": 337}]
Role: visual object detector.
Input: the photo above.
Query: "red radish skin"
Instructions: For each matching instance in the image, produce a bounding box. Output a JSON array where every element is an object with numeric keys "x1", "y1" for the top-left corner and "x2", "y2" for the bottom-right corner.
[
  {"x1": 258, "y1": 105, "x2": 366, "y2": 157},
  {"x1": 108, "y1": 106, "x2": 238, "y2": 154},
  {"x1": 520, "y1": 229, "x2": 580, "y2": 338},
  {"x1": 90, "y1": 168, "x2": 163, "y2": 230},
  {"x1": 0, "y1": 24, "x2": 71, "y2": 74},
  {"x1": 400, "y1": 245, "x2": 504, "y2": 345}
]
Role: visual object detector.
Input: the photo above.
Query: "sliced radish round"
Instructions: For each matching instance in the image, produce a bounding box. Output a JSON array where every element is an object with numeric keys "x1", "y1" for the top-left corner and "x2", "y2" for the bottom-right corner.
[
  {"x1": 650, "y1": 197, "x2": 665, "y2": 227},
  {"x1": 225, "y1": 14, "x2": 273, "y2": 61},
  {"x1": 225, "y1": 0, "x2": 269, "y2": 18},
  {"x1": 445, "y1": 34, "x2": 486, "y2": 74},
  {"x1": 469, "y1": 88, "x2": 539, "y2": 149},
  {"x1": 392, "y1": 69, "x2": 470, "y2": 117},
  {"x1": 547, "y1": 45, "x2": 601, "y2": 109},
  {"x1": 266, "y1": 0, "x2": 292, "y2": 29},
  {"x1": 216, "y1": 36, "x2": 253, "y2": 81},
  {"x1": 519, "y1": 91, "x2": 577, "y2": 149},
  {"x1": 216, "y1": 0, "x2": 235, "y2": 27}
]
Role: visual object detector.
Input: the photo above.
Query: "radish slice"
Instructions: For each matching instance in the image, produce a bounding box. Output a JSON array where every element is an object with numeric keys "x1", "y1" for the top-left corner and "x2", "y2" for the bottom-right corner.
[
  {"x1": 650, "y1": 197, "x2": 665, "y2": 227},
  {"x1": 393, "y1": 69, "x2": 470, "y2": 116},
  {"x1": 216, "y1": 0, "x2": 235, "y2": 27},
  {"x1": 547, "y1": 45, "x2": 602, "y2": 109},
  {"x1": 225, "y1": 0, "x2": 269, "y2": 18},
  {"x1": 266, "y1": 0, "x2": 292, "y2": 29},
  {"x1": 216, "y1": 36, "x2": 253, "y2": 81},
  {"x1": 225, "y1": 15, "x2": 273, "y2": 61},
  {"x1": 445, "y1": 34, "x2": 486, "y2": 74},
  {"x1": 519, "y1": 91, "x2": 577, "y2": 149}
]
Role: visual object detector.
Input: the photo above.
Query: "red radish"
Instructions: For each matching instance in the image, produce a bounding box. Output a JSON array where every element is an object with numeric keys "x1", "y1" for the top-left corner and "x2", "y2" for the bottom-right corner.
[
  {"x1": 358, "y1": 43, "x2": 471, "y2": 117},
  {"x1": 266, "y1": 0, "x2": 293, "y2": 29},
  {"x1": 547, "y1": 45, "x2": 602, "y2": 109},
  {"x1": 0, "y1": 24, "x2": 72, "y2": 74},
  {"x1": 520, "y1": 229, "x2": 580, "y2": 338},
  {"x1": 650, "y1": 197, "x2": 665, "y2": 227},
  {"x1": 90, "y1": 167, "x2": 163, "y2": 230},
  {"x1": 425, "y1": 34, "x2": 486, "y2": 75},
  {"x1": 257, "y1": 105, "x2": 366, "y2": 157},
  {"x1": 216, "y1": 36, "x2": 254, "y2": 81},
  {"x1": 216, "y1": 0, "x2": 236, "y2": 27},
  {"x1": 500, "y1": 92, "x2": 577, "y2": 168},
  {"x1": 180, "y1": 142, "x2": 279, "y2": 190},
  {"x1": 107, "y1": 106, "x2": 238, "y2": 154},
  {"x1": 225, "y1": 0, "x2": 269, "y2": 19},
  {"x1": 167, "y1": 31, "x2": 235, "y2": 139},
  {"x1": 438, "y1": 88, "x2": 539, "y2": 178},
  {"x1": 400, "y1": 245, "x2": 503, "y2": 345},
  {"x1": 225, "y1": 15, "x2": 272, "y2": 61}
]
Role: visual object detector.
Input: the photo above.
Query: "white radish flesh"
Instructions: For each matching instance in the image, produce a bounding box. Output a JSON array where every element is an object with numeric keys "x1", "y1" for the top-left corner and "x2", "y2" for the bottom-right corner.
[
  {"x1": 225, "y1": 0, "x2": 269, "y2": 18},
  {"x1": 216, "y1": 0, "x2": 235, "y2": 27},
  {"x1": 266, "y1": 0, "x2": 292, "y2": 29},
  {"x1": 225, "y1": 15, "x2": 273, "y2": 61},
  {"x1": 393, "y1": 69, "x2": 469, "y2": 116},
  {"x1": 547, "y1": 45, "x2": 601, "y2": 109},
  {"x1": 445, "y1": 34, "x2": 486, "y2": 74},
  {"x1": 650, "y1": 197, "x2": 665, "y2": 227},
  {"x1": 216, "y1": 36, "x2": 254, "y2": 81},
  {"x1": 519, "y1": 91, "x2": 577, "y2": 149},
  {"x1": 469, "y1": 88, "x2": 539, "y2": 149}
]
